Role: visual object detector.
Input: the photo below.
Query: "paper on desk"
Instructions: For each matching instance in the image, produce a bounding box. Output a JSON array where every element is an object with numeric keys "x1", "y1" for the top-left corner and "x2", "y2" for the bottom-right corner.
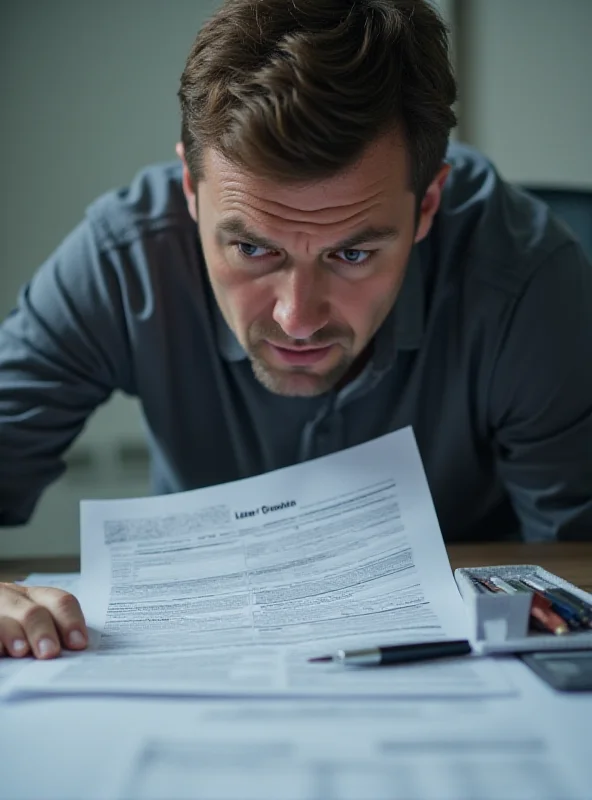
[
  {"x1": 0, "y1": 656, "x2": 27, "y2": 691},
  {"x1": 0, "y1": 694, "x2": 520, "y2": 800},
  {"x1": 1, "y1": 672, "x2": 589, "y2": 800},
  {"x1": 118, "y1": 660, "x2": 592, "y2": 800},
  {"x1": 2, "y1": 428, "x2": 512, "y2": 699},
  {"x1": 18, "y1": 572, "x2": 81, "y2": 593},
  {"x1": 121, "y1": 704, "x2": 581, "y2": 800}
]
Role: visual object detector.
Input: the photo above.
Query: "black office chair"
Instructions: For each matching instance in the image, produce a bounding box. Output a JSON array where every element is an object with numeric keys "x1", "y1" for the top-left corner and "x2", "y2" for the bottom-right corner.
[{"x1": 523, "y1": 186, "x2": 592, "y2": 261}]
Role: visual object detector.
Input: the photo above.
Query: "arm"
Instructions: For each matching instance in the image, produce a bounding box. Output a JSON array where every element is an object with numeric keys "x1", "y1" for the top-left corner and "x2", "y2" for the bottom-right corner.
[
  {"x1": 0, "y1": 217, "x2": 134, "y2": 658},
  {"x1": 0, "y1": 216, "x2": 134, "y2": 526},
  {"x1": 490, "y1": 241, "x2": 592, "y2": 540}
]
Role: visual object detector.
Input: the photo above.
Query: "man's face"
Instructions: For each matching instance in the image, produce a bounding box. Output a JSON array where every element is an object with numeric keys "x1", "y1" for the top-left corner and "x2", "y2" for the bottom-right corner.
[{"x1": 182, "y1": 132, "x2": 446, "y2": 397}]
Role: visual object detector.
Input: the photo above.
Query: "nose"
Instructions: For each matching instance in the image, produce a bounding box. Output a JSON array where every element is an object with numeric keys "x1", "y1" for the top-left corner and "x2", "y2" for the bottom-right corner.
[{"x1": 272, "y1": 266, "x2": 330, "y2": 340}]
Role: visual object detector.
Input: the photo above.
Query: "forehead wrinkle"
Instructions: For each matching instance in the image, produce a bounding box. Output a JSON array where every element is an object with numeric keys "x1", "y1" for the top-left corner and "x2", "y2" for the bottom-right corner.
[
  {"x1": 224, "y1": 194, "x2": 382, "y2": 230},
  {"x1": 218, "y1": 164, "x2": 386, "y2": 194},
  {"x1": 257, "y1": 196, "x2": 383, "y2": 224},
  {"x1": 219, "y1": 184, "x2": 386, "y2": 225},
  {"x1": 222, "y1": 180, "x2": 386, "y2": 213},
  {"x1": 228, "y1": 203, "x2": 381, "y2": 243}
]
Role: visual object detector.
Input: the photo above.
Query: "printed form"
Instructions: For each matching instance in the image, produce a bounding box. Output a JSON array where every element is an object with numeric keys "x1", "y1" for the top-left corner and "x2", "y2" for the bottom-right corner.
[
  {"x1": 117, "y1": 660, "x2": 590, "y2": 800},
  {"x1": 116, "y1": 662, "x2": 589, "y2": 800},
  {"x1": 121, "y1": 699, "x2": 579, "y2": 800},
  {"x1": 2, "y1": 663, "x2": 590, "y2": 800},
  {"x1": 3, "y1": 427, "x2": 512, "y2": 699}
]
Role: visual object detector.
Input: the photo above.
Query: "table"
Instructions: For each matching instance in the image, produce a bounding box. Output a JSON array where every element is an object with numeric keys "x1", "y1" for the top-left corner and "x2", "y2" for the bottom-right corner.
[
  {"x1": 2, "y1": 543, "x2": 591, "y2": 590},
  {"x1": 2, "y1": 543, "x2": 592, "y2": 800},
  {"x1": 448, "y1": 543, "x2": 592, "y2": 592}
]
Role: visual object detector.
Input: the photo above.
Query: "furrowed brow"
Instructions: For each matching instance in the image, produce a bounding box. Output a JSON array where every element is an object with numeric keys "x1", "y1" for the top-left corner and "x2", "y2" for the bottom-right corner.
[
  {"x1": 215, "y1": 218, "x2": 281, "y2": 250},
  {"x1": 330, "y1": 226, "x2": 400, "y2": 251},
  {"x1": 215, "y1": 218, "x2": 400, "y2": 253}
]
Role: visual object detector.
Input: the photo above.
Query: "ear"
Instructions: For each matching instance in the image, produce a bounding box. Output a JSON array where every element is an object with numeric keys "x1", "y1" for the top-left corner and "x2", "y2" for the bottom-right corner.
[
  {"x1": 175, "y1": 142, "x2": 198, "y2": 222},
  {"x1": 413, "y1": 162, "x2": 451, "y2": 244}
]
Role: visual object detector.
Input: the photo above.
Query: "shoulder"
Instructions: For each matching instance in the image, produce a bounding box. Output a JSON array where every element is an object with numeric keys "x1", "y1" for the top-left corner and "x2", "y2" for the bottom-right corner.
[
  {"x1": 425, "y1": 143, "x2": 592, "y2": 417},
  {"x1": 436, "y1": 142, "x2": 580, "y2": 297},
  {"x1": 85, "y1": 161, "x2": 195, "y2": 250},
  {"x1": 77, "y1": 161, "x2": 205, "y2": 310},
  {"x1": 29, "y1": 162, "x2": 207, "y2": 350}
]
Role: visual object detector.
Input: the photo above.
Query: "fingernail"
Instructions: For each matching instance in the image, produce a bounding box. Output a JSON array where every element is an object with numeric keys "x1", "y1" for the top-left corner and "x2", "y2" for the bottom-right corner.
[
  {"x1": 12, "y1": 639, "x2": 28, "y2": 655},
  {"x1": 68, "y1": 630, "x2": 86, "y2": 648},
  {"x1": 37, "y1": 638, "x2": 58, "y2": 657}
]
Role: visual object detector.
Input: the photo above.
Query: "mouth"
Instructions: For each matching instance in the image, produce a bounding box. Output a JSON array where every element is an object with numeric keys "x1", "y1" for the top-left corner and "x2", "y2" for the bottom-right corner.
[{"x1": 264, "y1": 342, "x2": 336, "y2": 367}]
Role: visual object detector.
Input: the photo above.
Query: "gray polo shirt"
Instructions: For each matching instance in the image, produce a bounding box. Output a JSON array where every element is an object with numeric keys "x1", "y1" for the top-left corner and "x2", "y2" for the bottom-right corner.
[{"x1": 1, "y1": 143, "x2": 591, "y2": 541}]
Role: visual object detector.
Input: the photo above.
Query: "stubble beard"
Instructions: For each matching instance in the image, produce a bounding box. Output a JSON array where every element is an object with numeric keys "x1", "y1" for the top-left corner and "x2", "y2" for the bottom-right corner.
[
  {"x1": 248, "y1": 345, "x2": 355, "y2": 397},
  {"x1": 243, "y1": 318, "x2": 358, "y2": 397}
]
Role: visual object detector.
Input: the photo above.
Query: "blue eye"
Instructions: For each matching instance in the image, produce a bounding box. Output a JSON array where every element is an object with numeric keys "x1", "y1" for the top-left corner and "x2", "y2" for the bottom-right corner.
[
  {"x1": 237, "y1": 242, "x2": 271, "y2": 258},
  {"x1": 336, "y1": 249, "x2": 372, "y2": 265}
]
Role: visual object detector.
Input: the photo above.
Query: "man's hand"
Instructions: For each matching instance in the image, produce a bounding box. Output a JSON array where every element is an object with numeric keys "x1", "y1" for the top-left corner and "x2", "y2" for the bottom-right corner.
[{"x1": 0, "y1": 583, "x2": 88, "y2": 659}]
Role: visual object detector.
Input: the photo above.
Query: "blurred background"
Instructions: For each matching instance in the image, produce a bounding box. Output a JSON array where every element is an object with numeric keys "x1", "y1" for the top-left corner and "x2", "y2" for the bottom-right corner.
[{"x1": 1, "y1": 0, "x2": 591, "y2": 558}]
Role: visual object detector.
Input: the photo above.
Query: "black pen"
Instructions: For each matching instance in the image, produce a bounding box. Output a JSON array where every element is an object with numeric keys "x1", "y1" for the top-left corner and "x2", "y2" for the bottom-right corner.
[{"x1": 308, "y1": 639, "x2": 472, "y2": 666}]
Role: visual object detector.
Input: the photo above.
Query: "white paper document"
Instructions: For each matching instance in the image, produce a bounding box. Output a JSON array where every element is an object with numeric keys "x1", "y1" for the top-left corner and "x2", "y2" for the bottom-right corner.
[
  {"x1": 2, "y1": 428, "x2": 512, "y2": 699},
  {"x1": 115, "y1": 663, "x2": 592, "y2": 800},
  {"x1": 122, "y1": 718, "x2": 573, "y2": 800},
  {"x1": 1, "y1": 668, "x2": 589, "y2": 800},
  {"x1": 18, "y1": 572, "x2": 80, "y2": 594},
  {"x1": 0, "y1": 656, "x2": 27, "y2": 690},
  {"x1": 117, "y1": 674, "x2": 589, "y2": 800}
]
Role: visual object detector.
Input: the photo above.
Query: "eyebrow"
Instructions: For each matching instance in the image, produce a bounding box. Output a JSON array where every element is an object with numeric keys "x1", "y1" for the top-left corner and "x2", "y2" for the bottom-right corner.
[{"x1": 215, "y1": 217, "x2": 400, "y2": 252}]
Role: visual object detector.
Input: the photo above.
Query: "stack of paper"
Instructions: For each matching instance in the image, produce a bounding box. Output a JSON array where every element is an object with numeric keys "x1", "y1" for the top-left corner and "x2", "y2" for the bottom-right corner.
[
  {"x1": 4, "y1": 429, "x2": 508, "y2": 699},
  {"x1": 1, "y1": 428, "x2": 590, "y2": 799}
]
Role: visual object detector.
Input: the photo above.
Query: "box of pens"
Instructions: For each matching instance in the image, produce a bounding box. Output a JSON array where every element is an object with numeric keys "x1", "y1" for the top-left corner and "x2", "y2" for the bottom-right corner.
[{"x1": 454, "y1": 565, "x2": 592, "y2": 654}]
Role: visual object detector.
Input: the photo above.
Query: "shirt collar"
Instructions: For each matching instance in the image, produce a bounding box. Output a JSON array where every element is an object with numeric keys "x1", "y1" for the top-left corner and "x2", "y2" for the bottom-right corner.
[
  {"x1": 215, "y1": 307, "x2": 248, "y2": 362},
  {"x1": 215, "y1": 243, "x2": 425, "y2": 364},
  {"x1": 386, "y1": 244, "x2": 424, "y2": 352}
]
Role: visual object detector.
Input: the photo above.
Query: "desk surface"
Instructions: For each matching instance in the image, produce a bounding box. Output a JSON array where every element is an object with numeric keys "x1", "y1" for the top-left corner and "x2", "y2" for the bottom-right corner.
[{"x1": 1, "y1": 543, "x2": 591, "y2": 591}]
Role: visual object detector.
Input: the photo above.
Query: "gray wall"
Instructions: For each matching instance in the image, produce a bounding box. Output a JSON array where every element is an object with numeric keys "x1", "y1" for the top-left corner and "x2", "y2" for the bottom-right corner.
[
  {"x1": 1, "y1": 1, "x2": 221, "y2": 557},
  {"x1": 1, "y1": 0, "x2": 591, "y2": 558},
  {"x1": 458, "y1": 0, "x2": 592, "y2": 187}
]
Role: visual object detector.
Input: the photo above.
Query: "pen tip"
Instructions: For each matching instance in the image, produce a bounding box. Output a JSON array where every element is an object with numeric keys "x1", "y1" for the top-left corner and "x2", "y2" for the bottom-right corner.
[{"x1": 308, "y1": 656, "x2": 332, "y2": 663}]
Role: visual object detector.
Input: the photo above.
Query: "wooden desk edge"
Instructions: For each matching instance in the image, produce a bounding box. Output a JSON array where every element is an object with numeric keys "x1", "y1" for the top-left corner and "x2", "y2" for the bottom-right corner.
[{"x1": 1, "y1": 543, "x2": 591, "y2": 590}]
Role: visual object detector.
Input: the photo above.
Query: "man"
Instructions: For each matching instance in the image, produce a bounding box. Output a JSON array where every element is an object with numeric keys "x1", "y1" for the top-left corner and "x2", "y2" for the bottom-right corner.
[{"x1": 1, "y1": 0, "x2": 591, "y2": 660}]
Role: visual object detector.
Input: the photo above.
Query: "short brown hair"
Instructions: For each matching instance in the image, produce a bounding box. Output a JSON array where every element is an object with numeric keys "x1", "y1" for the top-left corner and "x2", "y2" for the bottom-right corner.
[{"x1": 178, "y1": 0, "x2": 457, "y2": 201}]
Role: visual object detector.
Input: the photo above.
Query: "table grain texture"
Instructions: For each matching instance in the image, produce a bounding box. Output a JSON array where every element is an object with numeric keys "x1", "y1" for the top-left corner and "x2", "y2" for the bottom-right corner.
[{"x1": 1, "y1": 543, "x2": 591, "y2": 591}]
